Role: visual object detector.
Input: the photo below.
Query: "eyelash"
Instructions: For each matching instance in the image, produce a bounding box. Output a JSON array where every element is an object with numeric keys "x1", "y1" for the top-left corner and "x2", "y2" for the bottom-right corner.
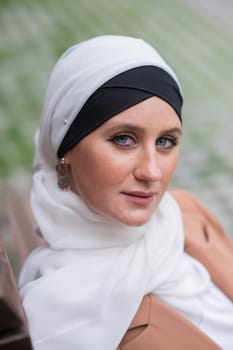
[{"x1": 110, "y1": 133, "x2": 178, "y2": 149}]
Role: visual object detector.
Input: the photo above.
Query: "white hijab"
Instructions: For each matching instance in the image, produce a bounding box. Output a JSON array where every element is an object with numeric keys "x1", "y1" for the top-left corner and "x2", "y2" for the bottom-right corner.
[{"x1": 19, "y1": 35, "x2": 210, "y2": 350}]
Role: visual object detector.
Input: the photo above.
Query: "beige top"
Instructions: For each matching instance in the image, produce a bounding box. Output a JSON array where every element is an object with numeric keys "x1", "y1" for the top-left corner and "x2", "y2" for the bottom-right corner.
[{"x1": 117, "y1": 189, "x2": 233, "y2": 350}]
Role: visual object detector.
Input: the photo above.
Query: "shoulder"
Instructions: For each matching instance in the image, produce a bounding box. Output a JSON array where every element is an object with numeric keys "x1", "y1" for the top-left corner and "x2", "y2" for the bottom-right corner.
[
  {"x1": 169, "y1": 188, "x2": 207, "y2": 214},
  {"x1": 168, "y1": 188, "x2": 232, "y2": 245},
  {"x1": 169, "y1": 188, "x2": 222, "y2": 231},
  {"x1": 168, "y1": 188, "x2": 232, "y2": 247}
]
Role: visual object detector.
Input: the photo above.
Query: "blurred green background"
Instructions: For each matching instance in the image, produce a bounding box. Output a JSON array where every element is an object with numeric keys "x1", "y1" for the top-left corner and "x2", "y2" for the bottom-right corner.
[{"x1": 1, "y1": 0, "x2": 233, "y2": 234}]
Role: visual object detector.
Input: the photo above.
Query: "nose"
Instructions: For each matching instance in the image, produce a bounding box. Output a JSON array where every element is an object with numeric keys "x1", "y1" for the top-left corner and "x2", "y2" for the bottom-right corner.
[{"x1": 134, "y1": 148, "x2": 162, "y2": 182}]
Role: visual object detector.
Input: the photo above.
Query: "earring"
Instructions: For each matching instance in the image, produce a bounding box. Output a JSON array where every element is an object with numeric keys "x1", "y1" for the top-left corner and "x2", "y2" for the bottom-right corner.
[{"x1": 56, "y1": 157, "x2": 71, "y2": 190}]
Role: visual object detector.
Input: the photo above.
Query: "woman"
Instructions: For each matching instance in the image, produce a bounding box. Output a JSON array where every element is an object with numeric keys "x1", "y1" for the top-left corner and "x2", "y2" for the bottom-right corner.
[{"x1": 19, "y1": 35, "x2": 233, "y2": 350}]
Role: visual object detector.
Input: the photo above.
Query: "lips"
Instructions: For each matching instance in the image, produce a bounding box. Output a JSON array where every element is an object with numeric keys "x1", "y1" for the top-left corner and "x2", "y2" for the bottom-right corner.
[{"x1": 121, "y1": 191, "x2": 156, "y2": 205}]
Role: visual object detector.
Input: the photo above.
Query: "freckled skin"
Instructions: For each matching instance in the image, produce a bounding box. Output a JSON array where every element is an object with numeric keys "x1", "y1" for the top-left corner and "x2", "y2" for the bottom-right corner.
[{"x1": 65, "y1": 96, "x2": 182, "y2": 226}]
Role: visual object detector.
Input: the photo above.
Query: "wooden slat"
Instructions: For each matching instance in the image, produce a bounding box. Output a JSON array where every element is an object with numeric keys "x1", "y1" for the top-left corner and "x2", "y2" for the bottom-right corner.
[
  {"x1": 0, "y1": 185, "x2": 42, "y2": 277},
  {"x1": 3, "y1": 186, "x2": 37, "y2": 263},
  {"x1": 0, "y1": 331, "x2": 32, "y2": 350},
  {"x1": 0, "y1": 236, "x2": 33, "y2": 349}
]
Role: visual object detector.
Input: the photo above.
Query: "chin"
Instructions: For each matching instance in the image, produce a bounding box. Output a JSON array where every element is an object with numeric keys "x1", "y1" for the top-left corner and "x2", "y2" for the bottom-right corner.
[{"x1": 118, "y1": 213, "x2": 152, "y2": 227}]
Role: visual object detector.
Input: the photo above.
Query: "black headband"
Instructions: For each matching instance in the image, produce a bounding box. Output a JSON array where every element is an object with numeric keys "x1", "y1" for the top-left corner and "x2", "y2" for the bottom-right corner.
[{"x1": 57, "y1": 65, "x2": 183, "y2": 158}]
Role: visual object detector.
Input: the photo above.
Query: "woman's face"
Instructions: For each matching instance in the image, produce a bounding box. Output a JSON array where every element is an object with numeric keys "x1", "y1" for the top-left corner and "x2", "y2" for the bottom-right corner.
[{"x1": 66, "y1": 96, "x2": 182, "y2": 226}]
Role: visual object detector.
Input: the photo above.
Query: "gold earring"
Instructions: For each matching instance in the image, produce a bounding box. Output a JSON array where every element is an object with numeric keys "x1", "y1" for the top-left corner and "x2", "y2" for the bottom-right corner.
[{"x1": 56, "y1": 157, "x2": 71, "y2": 190}]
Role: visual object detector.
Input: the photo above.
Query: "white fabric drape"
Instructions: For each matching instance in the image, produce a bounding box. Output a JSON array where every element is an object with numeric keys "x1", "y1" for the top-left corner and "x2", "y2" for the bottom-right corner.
[{"x1": 19, "y1": 172, "x2": 209, "y2": 350}]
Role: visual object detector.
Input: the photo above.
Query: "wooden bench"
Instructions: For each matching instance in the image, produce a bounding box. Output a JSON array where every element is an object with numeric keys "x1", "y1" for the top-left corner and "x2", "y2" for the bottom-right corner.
[{"x1": 0, "y1": 184, "x2": 39, "y2": 349}]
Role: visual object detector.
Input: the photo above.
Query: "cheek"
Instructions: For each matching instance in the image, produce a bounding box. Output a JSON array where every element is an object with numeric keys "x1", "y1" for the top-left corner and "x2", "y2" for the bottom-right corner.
[
  {"x1": 70, "y1": 149, "x2": 129, "y2": 195},
  {"x1": 161, "y1": 152, "x2": 179, "y2": 184}
]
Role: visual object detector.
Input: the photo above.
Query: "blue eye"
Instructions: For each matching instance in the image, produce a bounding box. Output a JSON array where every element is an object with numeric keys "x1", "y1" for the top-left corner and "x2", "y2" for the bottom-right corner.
[
  {"x1": 112, "y1": 134, "x2": 136, "y2": 146},
  {"x1": 156, "y1": 137, "x2": 176, "y2": 149}
]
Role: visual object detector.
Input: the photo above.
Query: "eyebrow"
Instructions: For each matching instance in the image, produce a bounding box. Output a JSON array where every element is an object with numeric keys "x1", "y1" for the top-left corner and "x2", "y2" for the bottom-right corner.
[
  {"x1": 105, "y1": 123, "x2": 183, "y2": 136},
  {"x1": 160, "y1": 127, "x2": 183, "y2": 136}
]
